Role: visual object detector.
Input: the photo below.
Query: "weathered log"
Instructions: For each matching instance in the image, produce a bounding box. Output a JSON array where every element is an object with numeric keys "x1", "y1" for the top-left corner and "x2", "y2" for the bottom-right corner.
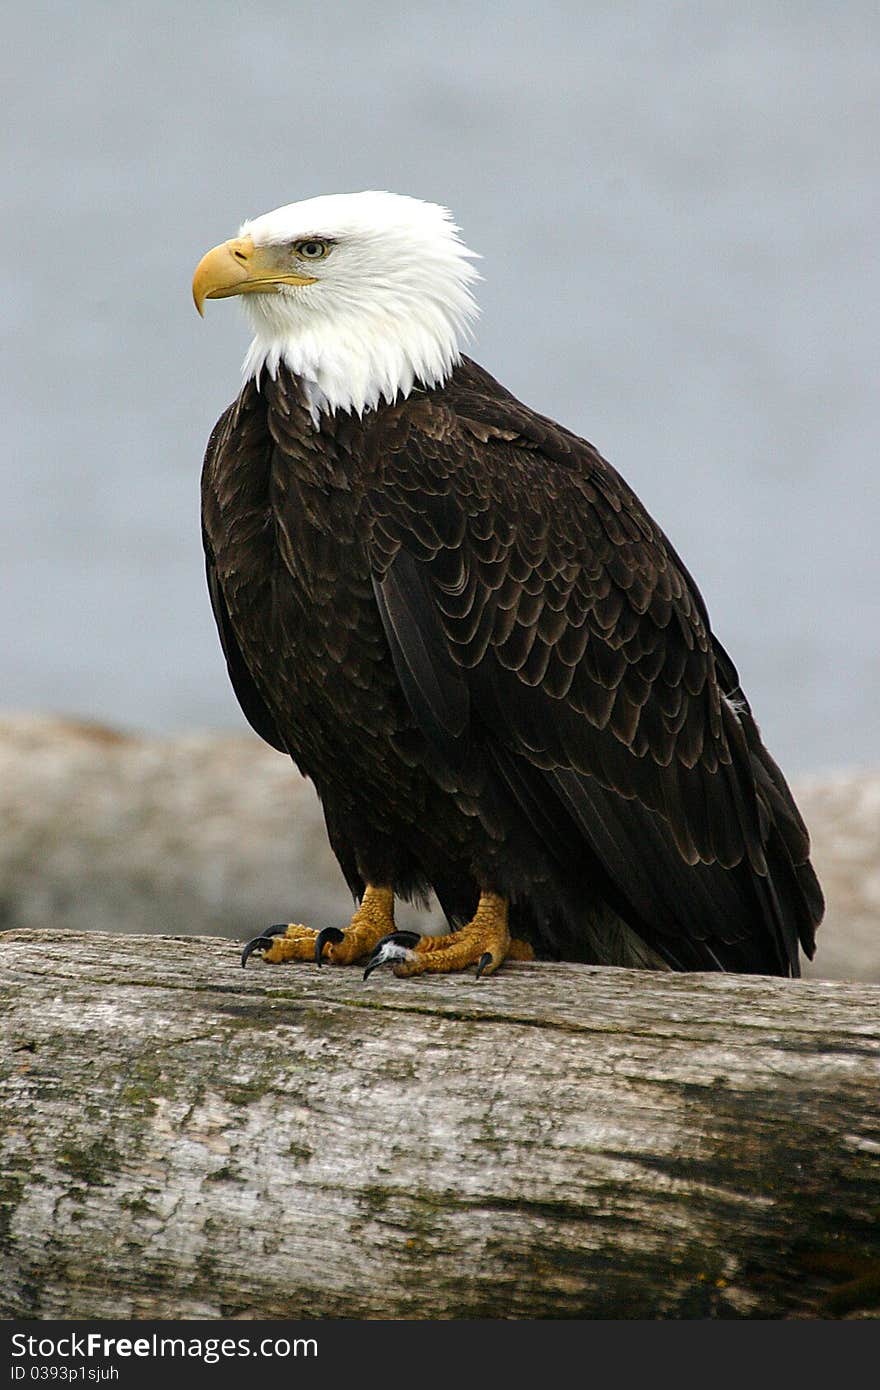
[{"x1": 1, "y1": 929, "x2": 878, "y2": 1319}]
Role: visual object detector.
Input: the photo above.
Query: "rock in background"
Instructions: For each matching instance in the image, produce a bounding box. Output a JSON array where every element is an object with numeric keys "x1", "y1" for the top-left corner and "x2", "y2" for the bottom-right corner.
[
  {"x1": 0, "y1": 714, "x2": 876, "y2": 981},
  {"x1": 0, "y1": 714, "x2": 440, "y2": 947}
]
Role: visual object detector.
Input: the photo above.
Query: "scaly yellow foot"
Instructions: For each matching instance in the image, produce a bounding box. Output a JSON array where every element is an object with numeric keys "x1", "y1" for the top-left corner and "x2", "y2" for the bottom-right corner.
[
  {"x1": 240, "y1": 885, "x2": 394, "y2": 968},
  {"x1": 364, "y1": 892, "x2": 535, "y2": 979}
]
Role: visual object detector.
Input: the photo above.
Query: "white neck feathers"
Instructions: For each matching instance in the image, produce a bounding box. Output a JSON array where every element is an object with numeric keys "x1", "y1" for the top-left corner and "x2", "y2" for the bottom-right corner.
[{"x1": 237, "y1": 192, "x2": 480, "y2": 424}]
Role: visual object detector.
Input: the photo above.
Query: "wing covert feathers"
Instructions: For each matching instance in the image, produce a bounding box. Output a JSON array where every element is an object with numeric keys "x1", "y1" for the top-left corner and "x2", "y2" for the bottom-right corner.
[{"x1": 368, "y1": 359, "x2": 822, "y2": 974}]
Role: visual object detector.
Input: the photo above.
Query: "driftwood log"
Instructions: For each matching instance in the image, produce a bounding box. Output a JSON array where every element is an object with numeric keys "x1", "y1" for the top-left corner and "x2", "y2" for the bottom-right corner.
[{"x1": 1, "y1": 929, "x2": 878, "y2": 1319}]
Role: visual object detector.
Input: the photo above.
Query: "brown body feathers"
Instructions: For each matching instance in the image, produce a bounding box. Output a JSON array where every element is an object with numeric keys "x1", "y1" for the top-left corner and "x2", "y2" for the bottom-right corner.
[{"x1": 202, "y1": 357, "x2": 823, "y2": 974}]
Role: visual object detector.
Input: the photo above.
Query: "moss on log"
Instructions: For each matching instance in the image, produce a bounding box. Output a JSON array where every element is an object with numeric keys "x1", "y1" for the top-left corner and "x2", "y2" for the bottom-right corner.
[{"x1": 1, "y1": 929, "x2": 878, "y2": 1319}]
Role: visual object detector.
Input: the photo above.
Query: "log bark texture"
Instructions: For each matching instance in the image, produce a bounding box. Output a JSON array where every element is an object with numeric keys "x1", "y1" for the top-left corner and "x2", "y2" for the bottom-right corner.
[{"x1": 1, "y1": 929, "x2": 879, "y2": 1320}]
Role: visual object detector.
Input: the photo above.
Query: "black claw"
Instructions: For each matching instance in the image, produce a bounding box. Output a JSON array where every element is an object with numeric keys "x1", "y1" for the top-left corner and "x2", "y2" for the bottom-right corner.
[
  {"x1": 240, "y1": 923, "x2": 288, "y2": 968},
  {"x1": 389, "y1": 930, "x2": 422, "y2": 949},
  {"x1": 314, "y1": 926, "x2": 345, "y2": 966},
  {"x1": 362, "y1": 930, "x2": 421, "y2": 981},
  {"x1": 476, "y1": 951, "x2": 493, "y2": 979},
  {"x1": 362, "y1": 933, "x2": 395, "y2": 982}
]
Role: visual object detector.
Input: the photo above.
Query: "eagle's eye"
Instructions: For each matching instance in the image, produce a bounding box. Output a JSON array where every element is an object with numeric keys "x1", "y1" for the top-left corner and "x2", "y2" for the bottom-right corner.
[{"x1": 294, "y1": 239, "x2": 332, "y2": 261}]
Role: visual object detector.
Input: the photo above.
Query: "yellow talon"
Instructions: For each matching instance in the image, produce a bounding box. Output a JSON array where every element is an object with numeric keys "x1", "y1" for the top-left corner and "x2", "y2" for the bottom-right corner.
[
  {"x1": 391, "y1": 892, "x2": 530, "y2": 977},
  {"x1": 245, "y1": 886, "x2": 395, "y2": 966}
]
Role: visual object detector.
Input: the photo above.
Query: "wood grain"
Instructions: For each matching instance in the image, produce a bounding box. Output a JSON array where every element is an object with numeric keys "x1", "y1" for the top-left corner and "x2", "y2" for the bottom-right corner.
[{"x1": 2, "y1": 930, "x2": 878, "y2": 1319}]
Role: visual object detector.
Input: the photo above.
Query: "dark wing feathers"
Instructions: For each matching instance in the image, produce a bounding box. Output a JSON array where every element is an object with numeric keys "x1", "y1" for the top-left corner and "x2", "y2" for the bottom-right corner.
[
  {"x1": 369, "y1": 361, "x2": 822, "y2": 973},
  {"x1": 204, "y1": 544, "x2": 289, "y2": 755},
  {"x1": 202, "y1": 402, "x2": 289, "y2": 756},
  {"x1": 373, "y1": 551, "x2": 470, "y2": 747}
]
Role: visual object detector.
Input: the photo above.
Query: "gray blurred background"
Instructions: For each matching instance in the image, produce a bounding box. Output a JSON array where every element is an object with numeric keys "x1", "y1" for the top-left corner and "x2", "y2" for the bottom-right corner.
[{"x1": 3, "y1": 0, "x2": 878, "y2": 771}]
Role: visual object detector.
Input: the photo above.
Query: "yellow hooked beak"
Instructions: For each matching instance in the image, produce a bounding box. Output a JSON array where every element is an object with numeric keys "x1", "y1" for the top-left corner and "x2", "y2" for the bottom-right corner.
[{"x1": 192, "y1": 235, "x2": 318, "y2": 315}]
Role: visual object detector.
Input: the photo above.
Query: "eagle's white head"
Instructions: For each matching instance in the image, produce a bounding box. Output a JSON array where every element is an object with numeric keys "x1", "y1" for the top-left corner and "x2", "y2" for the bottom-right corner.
[{"x1": 193, "y1": 191, "x2": 480, "y2": 422}]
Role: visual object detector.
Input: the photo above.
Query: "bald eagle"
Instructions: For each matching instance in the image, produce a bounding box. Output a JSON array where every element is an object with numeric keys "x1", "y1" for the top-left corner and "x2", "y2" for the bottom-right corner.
[{"x1": 192, "y1": 191, "x2": 823, "y2": 979}]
